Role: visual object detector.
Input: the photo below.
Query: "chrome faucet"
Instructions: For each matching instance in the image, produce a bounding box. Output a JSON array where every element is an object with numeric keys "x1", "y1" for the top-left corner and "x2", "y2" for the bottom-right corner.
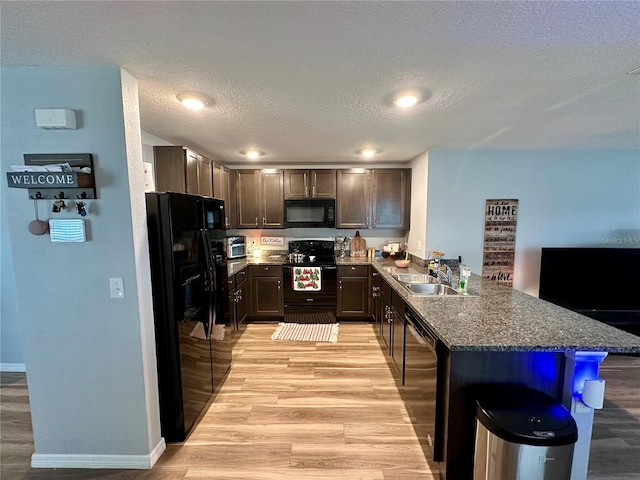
[{"x1": 435, "y1": 263, "x2": 453, "y2": 286}]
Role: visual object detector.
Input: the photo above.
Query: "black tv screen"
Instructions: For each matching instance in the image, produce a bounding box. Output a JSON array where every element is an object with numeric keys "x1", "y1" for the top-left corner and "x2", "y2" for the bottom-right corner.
[{"x1": 539, "y1": 248, "x2": 640, "y2": 312}]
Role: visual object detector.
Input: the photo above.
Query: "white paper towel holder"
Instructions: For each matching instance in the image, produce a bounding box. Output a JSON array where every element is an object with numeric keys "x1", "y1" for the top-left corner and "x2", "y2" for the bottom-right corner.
[{"x1": 581, "y1": 378, "x2": 605, "y2": 409}]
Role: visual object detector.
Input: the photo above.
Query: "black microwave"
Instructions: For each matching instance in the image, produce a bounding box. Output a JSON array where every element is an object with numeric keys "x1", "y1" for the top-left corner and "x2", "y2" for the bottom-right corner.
[
  {"x1": 199, "y1": 198, "x2": 225, "y2": 230},
  {"x1": 284, "y1": 199, "x2": 335, "y2": 228}
]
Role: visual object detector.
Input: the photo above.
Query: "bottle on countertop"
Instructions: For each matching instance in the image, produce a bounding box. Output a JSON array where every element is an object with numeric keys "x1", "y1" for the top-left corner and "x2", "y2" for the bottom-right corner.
[{"x1": 459, "y1": 265, "x2": 471, "y2": 294}]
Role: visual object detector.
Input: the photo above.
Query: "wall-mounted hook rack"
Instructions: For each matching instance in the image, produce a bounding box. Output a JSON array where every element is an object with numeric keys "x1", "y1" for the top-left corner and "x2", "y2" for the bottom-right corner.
[{"x1": 7, "y1": 153, "x2": 97, "y2": 200}]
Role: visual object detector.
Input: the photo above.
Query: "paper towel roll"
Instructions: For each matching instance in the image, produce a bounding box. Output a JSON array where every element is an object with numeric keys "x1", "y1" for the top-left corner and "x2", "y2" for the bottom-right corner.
[{"x1": 582, "y1": 378, "x2": 605, "y2": 409}]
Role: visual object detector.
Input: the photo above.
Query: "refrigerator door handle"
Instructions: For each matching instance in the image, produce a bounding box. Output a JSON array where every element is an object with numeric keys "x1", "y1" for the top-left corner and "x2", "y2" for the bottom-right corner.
[{"x1": 200, "y1": 229, "x2": 217, "y2": 339}]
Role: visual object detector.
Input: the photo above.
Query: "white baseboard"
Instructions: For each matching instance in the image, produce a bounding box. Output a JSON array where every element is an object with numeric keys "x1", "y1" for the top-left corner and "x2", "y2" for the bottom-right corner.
[
  {"x1": 0, "y1": 363, "x2": 26, "y2": 372},
  {"x1": 31, "y1": 438, "x2": 166, "y2": 470}
]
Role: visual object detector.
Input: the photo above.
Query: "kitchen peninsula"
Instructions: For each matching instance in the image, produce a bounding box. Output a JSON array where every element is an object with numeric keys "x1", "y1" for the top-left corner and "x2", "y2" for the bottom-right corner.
[{"x1": 229, "y1": 253, "x2": 640, "y2": 479}]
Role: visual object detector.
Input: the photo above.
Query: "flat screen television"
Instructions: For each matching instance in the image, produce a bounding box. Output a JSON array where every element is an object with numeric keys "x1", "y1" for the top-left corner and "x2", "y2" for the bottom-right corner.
[{"x1": 539, "y1": 247, "x2": 640, "y2": 312}]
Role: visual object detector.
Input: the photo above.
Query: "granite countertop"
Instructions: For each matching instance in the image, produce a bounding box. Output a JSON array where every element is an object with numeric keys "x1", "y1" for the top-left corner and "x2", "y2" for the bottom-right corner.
[
  {"x1": 366, "y1": 258, "x2": 640, "y2": 353},
  {"x1": 225, "y1": 254, "x2": 287, "y2": 276},
  {"x1": 228, "y1": 254, "x2": 640, "y2": 353}
]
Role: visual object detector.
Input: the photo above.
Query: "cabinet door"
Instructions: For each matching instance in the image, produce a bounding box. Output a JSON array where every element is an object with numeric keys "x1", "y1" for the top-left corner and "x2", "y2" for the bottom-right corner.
[
  {"x1": 236, "y1": 285, "x2": 248, "y2": 326},
  {"x1": 380, "y1": 279, "x2": 392, "y2": 350},
  {"x1": 371, "y1": 169, "x2": 409, "y2": 229},
  {"x1": 197, "y1": 155, "x2": 213, "y2": 197},
  {"x1": 260, "y1": 170, "x2": 284, "y2": 228},
  {"x1": 252, "y1": 276, "x2": 284, "y2": 317},
  {"x1": 185, "y1": 149, "x2": 199, "y2": 195},
  {"x1": 223, "y1": 168, "x2": 236, "y2": 229},
  {"x1": 236, "y1": 170, "x2": 260, "y2": 228},
  {"x1": 371, "y1": 270, "x2": 382, "y2": 335},
  {"x1": 390, "y1": 305, "x2": 404, "y2": 382},
  {"x1": 336, "y1": 169, "x2": 369, "y2": 228},
  {"x1": 311, "y1": 170, "x2": 336, "y2": 198},
  {"x1": 337, "y1": 266, "x2": 369, "y2": 317},
  {"x1": 212, "y1": 162, "x2": 224, "y2": 199},
  {"x1": 283, "y1": 170, "x2": 309, "y2": 199},
  {"x1": 153, "y1": 146, "x2": 186, "y2": 193}
]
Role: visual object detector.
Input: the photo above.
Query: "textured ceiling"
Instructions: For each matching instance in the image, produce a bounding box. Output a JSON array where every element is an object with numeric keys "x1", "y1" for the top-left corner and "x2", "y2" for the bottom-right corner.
[{"x1": 1, "y1": 1, "x2": 639, "y2": 165}]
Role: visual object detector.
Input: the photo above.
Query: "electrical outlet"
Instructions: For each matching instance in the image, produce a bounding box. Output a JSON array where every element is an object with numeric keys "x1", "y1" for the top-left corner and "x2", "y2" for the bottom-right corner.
[
  {"x1": 110, "y1": 278, "x2": 125, "y2": 299},
  {"x1": 417, "y1": 240, "x2": 422, "y2": 252},
  {"x1": 573, "y1": 399, "x2": 591, "y2": 414}
]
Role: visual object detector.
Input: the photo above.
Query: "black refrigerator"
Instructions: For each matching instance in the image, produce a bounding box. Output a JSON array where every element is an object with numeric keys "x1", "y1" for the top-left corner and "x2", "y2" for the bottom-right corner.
[{"x1": 146, "y1": 192, "x2": 228, "y2": 442}]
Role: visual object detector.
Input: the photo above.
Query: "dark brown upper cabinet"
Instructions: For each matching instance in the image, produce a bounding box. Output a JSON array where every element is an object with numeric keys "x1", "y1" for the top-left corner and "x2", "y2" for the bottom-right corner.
[
  {"x1": 336, "y1": 168, "x2": 411, "y2": 230},
  {"x1": 370, "y1": 169, "x2": 410, "y2": 229},
  {"x1": 153, "y1": 146, "x2": 213, "y2": 198},
  {"x1": 235, "y1": 169, "x2": 284, "y2": 229},
  {"x1": 284, "y1": 169, "x2": 336, "y2": 199},
  {"x1": 213, "y1": 162, "x2": 236, "y2": 229},
  {"x1": 336, "y1": 169, "x2": 369, "y2": 229}
]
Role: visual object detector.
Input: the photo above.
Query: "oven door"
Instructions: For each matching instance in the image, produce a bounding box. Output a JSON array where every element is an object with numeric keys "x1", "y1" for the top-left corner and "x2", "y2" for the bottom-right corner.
[{"x1": 284, "y1": 265, "x2": 337, "y2": 322}]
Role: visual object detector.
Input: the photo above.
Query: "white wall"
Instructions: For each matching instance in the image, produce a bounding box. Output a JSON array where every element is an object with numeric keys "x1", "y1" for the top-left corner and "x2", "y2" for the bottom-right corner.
[
  {"x1": 1, "y1": 66, "x2": 162, "y2": 465},
  {"x1": 0, "y1": 194, "x2": 23, "y2": 370},
  {"x1": 407, "y1": 151, "x2": 428, "y2": 259},
  {"x1": 426, "y1": 150, "x2": 640, "y2": 296}
]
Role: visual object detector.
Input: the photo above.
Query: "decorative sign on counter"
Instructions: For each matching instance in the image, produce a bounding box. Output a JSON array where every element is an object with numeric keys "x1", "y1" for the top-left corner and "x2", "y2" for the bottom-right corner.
[
  {"x1": 260, "y1": 236, "x2": 284, "y2": 246},
  {"x1": 482, "y1": 199, "x2": 518, "y2": 287}
]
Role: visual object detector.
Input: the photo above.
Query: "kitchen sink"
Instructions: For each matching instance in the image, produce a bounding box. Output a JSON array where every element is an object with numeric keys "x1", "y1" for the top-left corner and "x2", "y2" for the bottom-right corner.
[
  {"x1": 392, "y1": 273, "x2": 439, "y2": 284},
  {"x1": 404, "y1": 283, "x2": 460, "y2": 296}
]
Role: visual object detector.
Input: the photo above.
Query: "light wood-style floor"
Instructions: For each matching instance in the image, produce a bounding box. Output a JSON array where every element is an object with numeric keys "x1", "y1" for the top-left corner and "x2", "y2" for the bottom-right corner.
[{"x1": 1, "y1": 322, "x2": 639, "y2": 479}]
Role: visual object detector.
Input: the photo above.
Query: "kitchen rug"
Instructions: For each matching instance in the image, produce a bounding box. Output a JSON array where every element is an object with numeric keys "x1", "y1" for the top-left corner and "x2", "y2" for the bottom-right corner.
[
  {"x1": 284, "y1": 311, "x2": 336, "y2": 324},
  {"x1": 271, "y1": 322, "x2": 339, "y2": 343}
]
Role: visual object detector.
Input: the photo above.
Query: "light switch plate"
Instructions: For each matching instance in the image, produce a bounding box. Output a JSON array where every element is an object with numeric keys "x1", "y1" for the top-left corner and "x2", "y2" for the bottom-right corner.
[{"x1": 110, "y1": 278, "x2": 124, "y2": 299}]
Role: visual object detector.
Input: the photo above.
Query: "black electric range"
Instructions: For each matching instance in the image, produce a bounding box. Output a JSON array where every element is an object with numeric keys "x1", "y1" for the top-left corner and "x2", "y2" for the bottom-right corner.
[{"x1": 283, "y1": 240, "x2": 337, "y2": 323}]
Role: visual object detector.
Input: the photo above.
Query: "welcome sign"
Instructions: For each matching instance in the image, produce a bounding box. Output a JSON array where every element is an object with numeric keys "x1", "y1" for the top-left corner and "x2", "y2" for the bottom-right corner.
[
  {"x1": 7, "y1": 172, "x2": 79, "y2": 188},
  {"x1": 482, "y1": 199, "x2": 518, "y2": 287}
]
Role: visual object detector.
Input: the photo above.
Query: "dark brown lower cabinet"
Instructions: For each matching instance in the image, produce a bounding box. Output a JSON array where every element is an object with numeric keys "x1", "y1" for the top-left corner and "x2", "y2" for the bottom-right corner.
[
  {"x1": 371, "y1": 269, "x2": 382, "y2": 334},
  {"x1": 337, "y1": 265, "x2": 370, "y2": 319},
  {"x1": 380, "y1": 277, "x2": 393, "y2": 348},
  {"x1": 250, "y1": 265, "x2": 284, "y2": 318},
  {"x1": 232, "y1": 271, "x2": 248, "y2": 328},
  {"x1": 390, "y1": 292, "x2": 406, "y2": 382}
]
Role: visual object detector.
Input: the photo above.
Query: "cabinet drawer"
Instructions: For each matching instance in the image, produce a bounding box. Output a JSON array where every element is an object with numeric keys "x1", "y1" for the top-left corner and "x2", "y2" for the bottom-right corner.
[
  {"x1": 235, "y1": 268, "x2": 248, "y2": 285},
  {"x1": 392, "y1": 290, "x2": 406, "y2": 316},
  {"x1": 339, "y1": 265, "x2": 369, "y2": 277},
  {"x1": 251, "y1": 265, "x2": 283, "y2": 277},
  {"x1": 381, "y1": 277, "x2": 392, "y2": 300}
]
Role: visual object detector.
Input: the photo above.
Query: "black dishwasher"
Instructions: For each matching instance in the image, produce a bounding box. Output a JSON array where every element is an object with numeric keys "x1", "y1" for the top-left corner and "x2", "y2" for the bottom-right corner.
[{"x1": 403, "y1": 307, "x2": 440, "y2": 462}]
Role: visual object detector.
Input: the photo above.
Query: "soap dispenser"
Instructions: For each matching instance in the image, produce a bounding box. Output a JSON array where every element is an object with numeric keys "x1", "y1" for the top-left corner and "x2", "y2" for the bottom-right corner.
[{"x1": 459, "y1": 265, "x2": 471, "y2": 294}]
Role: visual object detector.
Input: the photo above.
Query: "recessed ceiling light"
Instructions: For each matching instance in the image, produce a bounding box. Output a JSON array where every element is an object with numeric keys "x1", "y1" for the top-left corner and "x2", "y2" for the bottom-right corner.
[
  {"x1": 357, "y1": 148, "x2": 381, "y2": 158},
  {"x1": 177, "y1": 92, "x2": 211, "y2": 110},
  {"x1": 393, "y1": 95, "x2": 418, "y2": 108},
  {"x1": 241, "y1": 149, "x2": 265, "y2": 159}
]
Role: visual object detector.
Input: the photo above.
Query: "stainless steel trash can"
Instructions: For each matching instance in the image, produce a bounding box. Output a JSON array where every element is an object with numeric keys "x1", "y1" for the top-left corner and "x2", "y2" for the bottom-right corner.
[{"x1": 473, "y1": 385, "x2": 578, "y2": 480}]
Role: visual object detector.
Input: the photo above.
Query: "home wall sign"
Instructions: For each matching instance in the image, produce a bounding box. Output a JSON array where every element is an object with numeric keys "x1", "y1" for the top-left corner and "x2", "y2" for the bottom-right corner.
[
  {"x1": 482, "y1": 199, "x2": 518, "y2": 287},
  {"x1": 6, "y1": 153, "x2": 96, "y2": 199}
]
